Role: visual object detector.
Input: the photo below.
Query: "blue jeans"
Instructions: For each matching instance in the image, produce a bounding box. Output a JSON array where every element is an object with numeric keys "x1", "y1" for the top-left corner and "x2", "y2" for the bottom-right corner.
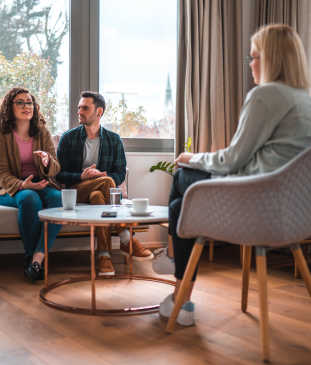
[{"x1": 0, "y1": 177, "x2": 62, "y2": 258}]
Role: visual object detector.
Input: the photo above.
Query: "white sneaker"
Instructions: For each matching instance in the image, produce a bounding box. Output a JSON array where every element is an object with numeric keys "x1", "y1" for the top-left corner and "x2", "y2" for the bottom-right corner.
[
  {"x1": 159, "y1": 294, "x2": 195, "y2": 326},
  {"x1": 152, "y1": 247, "x2": 175, "y2": 275}
]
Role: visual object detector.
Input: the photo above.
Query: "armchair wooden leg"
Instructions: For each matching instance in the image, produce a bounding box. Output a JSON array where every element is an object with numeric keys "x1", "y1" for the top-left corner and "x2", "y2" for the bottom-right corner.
[
  {"x1": 209, "y1": 240, "x2": 214, "y2": 262},
  {"x1": 256, "y1": 247, "x2": 270, "y2": 363},
  {"x1": 166, "y1": 236, "x2": 206, "y2": 334},
  {"x1": 124, "y1": 256, "x2": 129, "y2": 264},
  {"x1": 240, "y1": 246, "x2": 244, "y2": 265},
  {"x1": 294, "y1": 260, "x2": 300, "y2": 278},
  {"x1": 291, "y1": 243, "x2": 311, "y2": 298},
  {"x1": 241, "y1": 245, "x2": 252, "y2": 312}
]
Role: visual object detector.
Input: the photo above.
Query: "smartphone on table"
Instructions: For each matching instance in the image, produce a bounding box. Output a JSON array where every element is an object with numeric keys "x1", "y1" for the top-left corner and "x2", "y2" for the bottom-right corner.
[{"x1": 101, "y1": 212, "x2": 117, "y2": 218}]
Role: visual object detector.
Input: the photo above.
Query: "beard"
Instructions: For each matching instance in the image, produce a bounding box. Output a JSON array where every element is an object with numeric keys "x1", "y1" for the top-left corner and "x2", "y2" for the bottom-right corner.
[{"x1": 79, "y1": 110, "x2": 97, "y2": 126}]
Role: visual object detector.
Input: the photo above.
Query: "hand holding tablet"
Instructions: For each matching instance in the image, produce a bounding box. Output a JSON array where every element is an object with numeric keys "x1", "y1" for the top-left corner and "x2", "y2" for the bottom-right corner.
[
  {"x1": 177, "y1": 162, "x2": 193, "y2": 169},
  {"x1": 175, "y1": 152, "x2": 194, "y2": 168}
]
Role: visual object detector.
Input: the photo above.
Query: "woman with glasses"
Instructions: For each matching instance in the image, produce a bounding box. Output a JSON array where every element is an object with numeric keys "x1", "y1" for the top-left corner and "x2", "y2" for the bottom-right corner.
[
  {"x1": 0, "y1": 87, "x2": 62, "y2": 282},
  {"x1": 156, "y1": 24, "x2": 311, "y2": 326}
]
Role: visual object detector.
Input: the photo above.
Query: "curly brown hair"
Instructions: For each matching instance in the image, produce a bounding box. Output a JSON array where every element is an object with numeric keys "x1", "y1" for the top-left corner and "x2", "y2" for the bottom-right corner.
[{"x1": 0, "y1": 87, "x2": 46, "y2": 136}]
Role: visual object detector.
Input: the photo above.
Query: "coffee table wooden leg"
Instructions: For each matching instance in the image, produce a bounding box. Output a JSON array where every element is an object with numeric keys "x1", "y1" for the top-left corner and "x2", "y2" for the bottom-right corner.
[
  {"x1": 91, "y1": 225, "x2": 96, "y2": 313},
  {"x1": 44, "y1": 222, "x2": 48, "y2": 289},
  {"x1": 130, "y1": 226, "x2": 133, "y2": 276},
  {"x1": 124, "y1": 256, "x2": 129, "y2": 264}
]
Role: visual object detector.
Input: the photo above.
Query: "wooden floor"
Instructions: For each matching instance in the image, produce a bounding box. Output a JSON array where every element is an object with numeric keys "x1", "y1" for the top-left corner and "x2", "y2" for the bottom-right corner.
[{"x1": 0, "y1": 246, "x2": 310, "y2": 365}]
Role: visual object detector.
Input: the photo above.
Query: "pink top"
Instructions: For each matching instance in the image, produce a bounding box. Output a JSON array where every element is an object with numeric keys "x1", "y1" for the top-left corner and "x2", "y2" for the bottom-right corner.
[{"x1": 13, "y1": 131, "x2": 39, "y2": 182}]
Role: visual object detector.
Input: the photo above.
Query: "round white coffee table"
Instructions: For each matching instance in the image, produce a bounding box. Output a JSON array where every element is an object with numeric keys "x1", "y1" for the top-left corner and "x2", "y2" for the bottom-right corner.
[{"x1": 38, "y1": 204, "x2": 174, "y2": 315}]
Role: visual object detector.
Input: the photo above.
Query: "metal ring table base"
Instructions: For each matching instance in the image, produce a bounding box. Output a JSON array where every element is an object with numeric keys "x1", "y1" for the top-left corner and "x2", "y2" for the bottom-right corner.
[{"x1": 40, "y1": 274, "x2": 175, "y2": 315}]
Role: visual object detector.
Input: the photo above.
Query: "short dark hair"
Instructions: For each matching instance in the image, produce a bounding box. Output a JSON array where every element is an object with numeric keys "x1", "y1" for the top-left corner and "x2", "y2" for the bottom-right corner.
[{"x1": 80, "y1": 91, "x2": 106, "y2": 116}]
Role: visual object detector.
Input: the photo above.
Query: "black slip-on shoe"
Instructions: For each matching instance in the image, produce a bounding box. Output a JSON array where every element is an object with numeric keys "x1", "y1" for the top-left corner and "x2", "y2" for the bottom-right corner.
[
  {"x1": 24, "y1": 261, "x2": 40, "y2": 282},
  {"x1": 23, "y1": 256, "x2": 32, "y2": 269},
  {"x1": 37, "y1": 265, "x2": 45, "y2": 280}
]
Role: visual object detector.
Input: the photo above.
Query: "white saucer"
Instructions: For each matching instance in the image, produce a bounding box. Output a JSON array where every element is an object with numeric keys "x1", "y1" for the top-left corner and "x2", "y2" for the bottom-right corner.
[{"x1": 128, "y1": 209, "x2": 154, "y2": 216}]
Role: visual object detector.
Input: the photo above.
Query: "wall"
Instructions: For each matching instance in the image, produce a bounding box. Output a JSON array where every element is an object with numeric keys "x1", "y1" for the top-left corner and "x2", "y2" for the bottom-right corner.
[{"x1": 111, "y1": 152, "x2": 174, "y2": 249}]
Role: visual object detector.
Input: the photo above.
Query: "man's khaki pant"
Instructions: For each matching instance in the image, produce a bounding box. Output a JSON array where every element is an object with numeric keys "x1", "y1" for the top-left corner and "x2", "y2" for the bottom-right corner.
[{"x1": 71, "y1": 177, "x2": 124, "y2": 251}]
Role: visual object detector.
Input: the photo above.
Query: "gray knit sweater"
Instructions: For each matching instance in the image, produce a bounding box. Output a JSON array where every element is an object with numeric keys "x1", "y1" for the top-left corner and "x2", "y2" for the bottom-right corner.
[{"x1": 189, "y1": 82, "x2": 311, "y2": 177}]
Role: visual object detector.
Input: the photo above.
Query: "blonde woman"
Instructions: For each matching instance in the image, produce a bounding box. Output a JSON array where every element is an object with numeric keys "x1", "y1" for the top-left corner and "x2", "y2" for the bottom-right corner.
[
  {"x1": 157, "y1": 24, "x2": 311, "y2": 325},
  {"x1": 0, "y1": 87, "x2": 62, "y2": 282}
]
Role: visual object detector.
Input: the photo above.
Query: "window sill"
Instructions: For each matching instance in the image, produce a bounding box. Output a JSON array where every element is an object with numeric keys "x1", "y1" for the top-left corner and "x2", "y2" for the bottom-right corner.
[{"x1": 122, "y1": 138, "x2": 174, "y2": 153}]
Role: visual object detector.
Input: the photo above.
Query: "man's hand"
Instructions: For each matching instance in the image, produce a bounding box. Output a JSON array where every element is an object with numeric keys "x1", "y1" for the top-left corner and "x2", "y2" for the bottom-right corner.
[
  {"x1": 86, "y1": 168, "x2": 107, "y2": 178},
  {"x1": 81, "y1": 165, "x2": 96, "y2": 180},
  {"x1": 22, "y1": 175, "x2": 49, "y2": 190},
  {"x1": 175, "y1": 152, "x2": 195, "y2": 166},
  {"x1": 34, "y1": 150, "x2": 50, "y2": 168},
  {"x1": 81, "y1": 164, "x2": 107, "y2": 180}
]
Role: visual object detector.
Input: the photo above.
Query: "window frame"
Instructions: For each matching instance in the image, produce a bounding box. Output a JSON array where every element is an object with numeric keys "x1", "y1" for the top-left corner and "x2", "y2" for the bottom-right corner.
[{"x1": 70, "y1": 0, "x2": 175, "y2": 153}]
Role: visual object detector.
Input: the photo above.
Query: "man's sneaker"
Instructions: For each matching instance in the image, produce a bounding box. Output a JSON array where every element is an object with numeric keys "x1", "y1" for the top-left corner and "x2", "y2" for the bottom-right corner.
[
  {"x1": 120, "y1": 238, "x2": 154, "y2": 261},
  {"x1": 98, "y1": 256, "x2": 115, "y2": 276},
  {"x1": 159, "y1": 293, "x2": 195, "y2": 327},
  {"x1": 152, "y1": 247, "x2": 175, "y2": 275}
]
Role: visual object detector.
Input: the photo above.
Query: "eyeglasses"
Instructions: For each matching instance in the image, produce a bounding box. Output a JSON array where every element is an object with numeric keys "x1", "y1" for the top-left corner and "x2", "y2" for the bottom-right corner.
[
  {"x1": 13, "y1": 101, "x2": 36, "y2": 109},
  {"x1": 246, "y1": 56, "x2": 260, "y2": 66}
]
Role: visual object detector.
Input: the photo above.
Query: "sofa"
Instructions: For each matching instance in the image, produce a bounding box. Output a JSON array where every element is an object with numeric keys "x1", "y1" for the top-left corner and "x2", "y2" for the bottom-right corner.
[{"x1": 0, "y1": 135, "x2": 149, "y2": 252}]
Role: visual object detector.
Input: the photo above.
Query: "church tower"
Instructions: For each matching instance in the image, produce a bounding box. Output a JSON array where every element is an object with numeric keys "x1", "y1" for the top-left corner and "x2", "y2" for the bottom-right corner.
[{"x1": 163, "y1": 74, "x2": 174, "y2": 117}]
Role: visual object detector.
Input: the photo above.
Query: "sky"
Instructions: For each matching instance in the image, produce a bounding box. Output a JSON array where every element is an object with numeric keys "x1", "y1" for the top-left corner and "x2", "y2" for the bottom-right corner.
[
  {"x1": 47, "y1": 0, "x2": 70, "y2": 133},
  {"x1": 99, "y1": 0, "x2": 178, "y2": 123}
]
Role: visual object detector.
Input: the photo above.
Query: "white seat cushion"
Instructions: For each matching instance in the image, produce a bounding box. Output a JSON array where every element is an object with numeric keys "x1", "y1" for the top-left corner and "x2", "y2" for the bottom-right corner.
[{"x1": 0, "y1": 204, "x2": 91, "y2": 235}]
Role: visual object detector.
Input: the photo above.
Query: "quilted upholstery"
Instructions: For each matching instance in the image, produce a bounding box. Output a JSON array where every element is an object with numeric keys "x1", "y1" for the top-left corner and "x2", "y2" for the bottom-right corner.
[{"x1": 177, "y1": 146, "x2": 311, "y2": 247}]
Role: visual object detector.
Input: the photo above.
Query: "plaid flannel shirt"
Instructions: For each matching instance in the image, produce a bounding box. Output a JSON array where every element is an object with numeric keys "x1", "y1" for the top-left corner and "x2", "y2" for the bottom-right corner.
[{"x1": 56, "y1": 125, "x2": 126, "y2": 188}]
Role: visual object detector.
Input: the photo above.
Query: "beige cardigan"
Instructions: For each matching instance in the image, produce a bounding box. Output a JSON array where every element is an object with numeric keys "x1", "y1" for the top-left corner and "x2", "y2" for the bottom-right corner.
[{"x1": 0, "y1": 126, "x2": 61, "y2": 196}]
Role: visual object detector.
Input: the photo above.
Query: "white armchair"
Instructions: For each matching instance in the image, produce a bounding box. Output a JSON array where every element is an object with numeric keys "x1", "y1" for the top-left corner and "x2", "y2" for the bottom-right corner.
[{"x1": 166, "y1": 146, "x2": 311, "y2": 363}]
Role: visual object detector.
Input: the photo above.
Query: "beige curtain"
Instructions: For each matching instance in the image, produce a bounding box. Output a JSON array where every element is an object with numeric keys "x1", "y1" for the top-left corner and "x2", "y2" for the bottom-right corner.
[
  {"x1": 256, "y1": 0, "x2": 298, "y2": 27},
  {"x1": 256, "y1": 0, "x2": 311, "y2": 75},
  {"x1": 175, "y1": 0, "x2": 243, "y2": 156}
]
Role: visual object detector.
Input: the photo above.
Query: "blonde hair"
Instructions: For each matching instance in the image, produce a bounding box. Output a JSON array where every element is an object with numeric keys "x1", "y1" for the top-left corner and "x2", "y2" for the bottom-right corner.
[{"x1": 251, "y1": 24, "x2": 311, "y2": 90}]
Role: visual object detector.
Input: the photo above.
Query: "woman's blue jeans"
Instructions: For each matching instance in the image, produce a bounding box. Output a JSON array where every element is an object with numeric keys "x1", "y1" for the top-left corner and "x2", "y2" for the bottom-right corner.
[{"x1": 0, "y1": 178, "x2": 62, "y2": 258}]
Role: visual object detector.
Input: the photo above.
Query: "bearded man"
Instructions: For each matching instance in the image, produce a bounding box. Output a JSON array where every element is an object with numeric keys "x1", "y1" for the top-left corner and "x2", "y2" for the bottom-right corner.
[{"x1": 56, "y1": 91, "x2": 153, "y2": 275}]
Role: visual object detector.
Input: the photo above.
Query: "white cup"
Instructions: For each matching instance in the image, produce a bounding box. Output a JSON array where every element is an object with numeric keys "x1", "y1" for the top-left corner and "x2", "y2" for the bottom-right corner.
[
  {"x1": 62, "y1": 189, "x2": 77, "y2": 210},
  {"x1": 132, "y1": 198, "x2": 149, "y2": 213}
]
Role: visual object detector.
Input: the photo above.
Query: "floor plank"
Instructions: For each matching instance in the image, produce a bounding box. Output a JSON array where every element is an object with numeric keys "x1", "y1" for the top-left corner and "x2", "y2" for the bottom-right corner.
[{"x1": 0, "y1": 247, "x2": 310, "y2": 365}]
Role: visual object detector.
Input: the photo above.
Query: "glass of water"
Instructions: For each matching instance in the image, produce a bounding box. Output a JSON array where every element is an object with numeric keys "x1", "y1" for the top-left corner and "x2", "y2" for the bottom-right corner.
[{"x1": 110, "y1": 188, "x2": 121, "y2": 208}]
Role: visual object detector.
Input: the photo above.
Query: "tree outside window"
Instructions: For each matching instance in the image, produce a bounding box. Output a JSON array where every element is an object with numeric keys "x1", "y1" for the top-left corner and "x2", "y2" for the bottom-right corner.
[{"x1": 0, "y1": 0, "x2": 69, "y2": 133}]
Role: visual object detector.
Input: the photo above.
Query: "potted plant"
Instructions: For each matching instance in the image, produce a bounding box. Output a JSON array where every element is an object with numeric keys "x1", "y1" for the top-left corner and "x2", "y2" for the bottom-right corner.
[{"x1": 149, "y1": 137, "x2": 193, "y2": 176}]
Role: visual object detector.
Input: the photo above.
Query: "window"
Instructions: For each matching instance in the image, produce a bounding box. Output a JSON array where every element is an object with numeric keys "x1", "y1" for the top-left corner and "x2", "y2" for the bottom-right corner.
[
  {"x1": 1, "y1": 0, "x2": 176, "y2": 151},
  {"x1": 99, "y1": 0, "x2": 178, "y2": 139},
  {"x1": 0, "y1": 0, "x2": 70, "y2": 134}
]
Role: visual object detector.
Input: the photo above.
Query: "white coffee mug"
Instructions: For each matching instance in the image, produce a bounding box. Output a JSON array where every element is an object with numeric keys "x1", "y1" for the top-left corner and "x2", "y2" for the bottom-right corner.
[
  {"x1": 62, "y1": 189, "x2": 77, "y2": 210},
  {"x1": 132, "y1": 198, "x2": 149, "y2": 213}
]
